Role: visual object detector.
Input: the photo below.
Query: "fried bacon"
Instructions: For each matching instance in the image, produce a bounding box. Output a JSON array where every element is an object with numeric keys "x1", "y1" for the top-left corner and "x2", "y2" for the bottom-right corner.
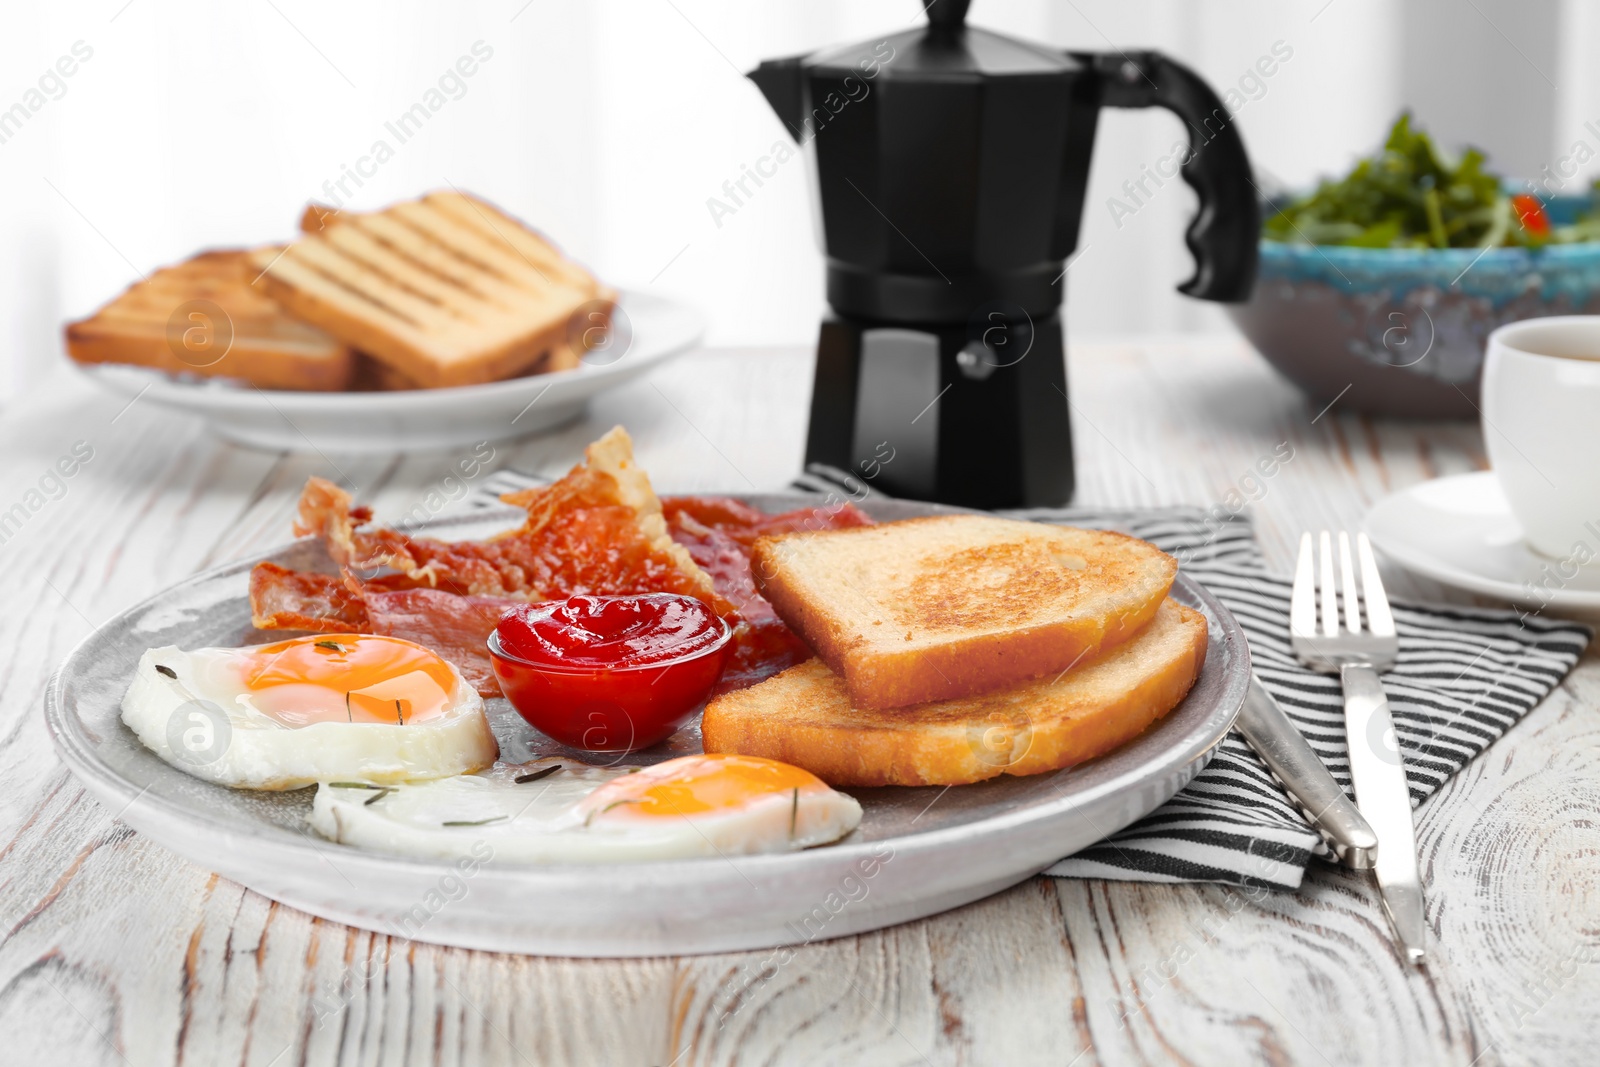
[
  {"x1": 247, "y1": 426, "x2": 876, "y2": 700},
  {"x1": 661, "y1": 495, "x2": 872, "y2": 547},
  {"x1": 662, "y1": 496, "x2": 872, "y2": 691},
  {"x1": 248, "y1": 564, "x2": 514, "y2": 697},
  {"x1": 249, "y1": 562, "x2": 367, "y2": 632},
  {"x1": 290, "y1": 427, "x2": 726, "y2": 610},
  {"x1": 361, "y1": 587, "x2": 519, "y2": 697}
]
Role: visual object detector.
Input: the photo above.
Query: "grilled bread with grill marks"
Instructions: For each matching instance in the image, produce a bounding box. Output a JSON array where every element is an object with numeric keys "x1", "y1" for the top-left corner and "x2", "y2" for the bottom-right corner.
[
  {"x1": 251, "y1": 191, "x2": 610, "y2": 388},
  {"x1": 750, "y1": 515, "x2": 1178, "y2": 710},
  {"x1": 65, "y1": 249, "x2": 356, "y2": 390}
]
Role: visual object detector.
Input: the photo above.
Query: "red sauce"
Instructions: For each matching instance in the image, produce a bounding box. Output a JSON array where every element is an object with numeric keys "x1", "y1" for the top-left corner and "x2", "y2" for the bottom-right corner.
[
  {"x1": 495, "y1": 594, "x2": 725, "y2": 669},
  {"x1": 490, "y1": 593, "x2": 734, "y2": 751}
]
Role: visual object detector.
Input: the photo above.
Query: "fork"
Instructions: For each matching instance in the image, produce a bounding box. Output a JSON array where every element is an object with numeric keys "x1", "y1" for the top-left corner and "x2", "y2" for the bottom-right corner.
[{"x1": 1290, "y1": 530, "x2": 1426, "y2": 966}]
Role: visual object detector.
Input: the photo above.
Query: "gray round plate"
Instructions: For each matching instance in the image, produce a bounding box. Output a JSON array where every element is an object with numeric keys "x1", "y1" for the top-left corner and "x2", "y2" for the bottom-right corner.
[{"x1": 45, "y1": 495, "x2": 1249, "y2": 957}]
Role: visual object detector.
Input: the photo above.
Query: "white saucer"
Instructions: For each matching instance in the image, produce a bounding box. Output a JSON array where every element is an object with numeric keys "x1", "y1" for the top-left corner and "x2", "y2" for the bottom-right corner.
[
  {"x1": 77, "y1": 290, "x2": 703, "y2": 454},
  {"x1": 1365, "y1": 471, "x2": 1600, "y2": 613}
]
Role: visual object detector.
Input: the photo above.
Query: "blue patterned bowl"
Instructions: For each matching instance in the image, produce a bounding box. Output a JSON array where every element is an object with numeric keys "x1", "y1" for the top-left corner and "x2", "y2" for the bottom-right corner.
[{"x1": 1228, "y1": 195, "x2": 1600, "y2": 418}]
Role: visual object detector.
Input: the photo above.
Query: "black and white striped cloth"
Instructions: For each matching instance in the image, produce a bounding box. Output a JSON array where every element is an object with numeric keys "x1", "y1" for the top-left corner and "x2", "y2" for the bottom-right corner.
[{"x1": 471, "y1": 466, "x2": 1592, "y2": 890}]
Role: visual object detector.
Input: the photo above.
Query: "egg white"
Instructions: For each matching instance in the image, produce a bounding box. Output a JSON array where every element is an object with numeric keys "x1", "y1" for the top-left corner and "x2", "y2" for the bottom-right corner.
[
  {"x1": 121, "y1": 644, "x2": 498, "y2": 790},
  {"x1": 308, "y1": 759, "x2": 863, "y2": 863}
]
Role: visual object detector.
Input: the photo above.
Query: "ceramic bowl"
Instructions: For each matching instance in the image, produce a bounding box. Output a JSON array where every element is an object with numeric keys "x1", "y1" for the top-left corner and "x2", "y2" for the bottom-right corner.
[
  {"x1": 488, "y1": 618, "x2": 734, "y2": 752},
  {"x1": 1228, "y1": 195, "x2": 1600, "y2": 418}
]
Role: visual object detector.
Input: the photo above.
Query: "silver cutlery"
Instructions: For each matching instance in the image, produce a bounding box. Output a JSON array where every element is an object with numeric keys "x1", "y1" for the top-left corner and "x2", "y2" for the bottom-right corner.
[
  {"x1": 1290, "y1": 530, "x2": 1426, "y2": 966},
  {"x1": 1236, "y1": 675, "x2": 1378, "y2": 868}
]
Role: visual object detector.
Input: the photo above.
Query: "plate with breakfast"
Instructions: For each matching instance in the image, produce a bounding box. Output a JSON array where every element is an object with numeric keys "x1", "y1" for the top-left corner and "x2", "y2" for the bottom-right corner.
[
  {"x1": 46, "y1": 428, "x2": 1249, "y2": 956},
  {"x1": 66, "y1": 192, "x2": 703, "y2": 452}
]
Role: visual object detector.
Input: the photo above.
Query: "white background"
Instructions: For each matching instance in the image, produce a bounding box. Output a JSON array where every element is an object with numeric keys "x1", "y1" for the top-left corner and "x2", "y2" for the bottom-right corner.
[{"x1": 0, "y1": 0, "x2": 1590, "y2": 403}]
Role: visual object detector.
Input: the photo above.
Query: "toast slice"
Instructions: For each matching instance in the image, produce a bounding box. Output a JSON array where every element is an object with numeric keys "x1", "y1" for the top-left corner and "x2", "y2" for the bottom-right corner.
[
  {"x1": 703, "y1": 598, "x2": 1207, "y2": 786},
  {"x1": 251, "y1": 191, "x2": 612, "y2": 388},
  {"x1": 752, "y1": 515, "x2": 1178, "y2": 709},
  {"x1": 349, "y1": 342, "x2": 580, "y2": 391},
  {"x1": 350, "y1": 352, "x2": 423, "y2": 391},
  {"x1": 65, "y1": 249, "x2": 356, "y2": 390}
]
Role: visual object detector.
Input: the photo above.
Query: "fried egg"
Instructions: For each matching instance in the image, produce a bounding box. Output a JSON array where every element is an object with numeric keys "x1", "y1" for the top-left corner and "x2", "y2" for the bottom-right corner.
[
  {"x1": 121, "y1": 633, "x2": 498, "y2": 790},
  {"x1": 308, "y1": 754, "x2": 863, "y2": 863}
]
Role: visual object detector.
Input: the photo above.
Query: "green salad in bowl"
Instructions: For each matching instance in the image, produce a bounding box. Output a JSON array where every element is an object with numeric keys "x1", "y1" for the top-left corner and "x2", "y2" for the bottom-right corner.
[
  {"x1": 1232, "y1": 114, "x2": 1600, "y2": 418},
  {"x1": 1266, "y1": 113, "x2": 1600, "y2": 249}
]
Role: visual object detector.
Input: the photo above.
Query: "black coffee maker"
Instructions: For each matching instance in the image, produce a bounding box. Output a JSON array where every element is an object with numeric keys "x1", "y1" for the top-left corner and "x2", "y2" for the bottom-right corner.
[{"x1": 750, "y1": 0, "x2": 1259, "y2": 508}]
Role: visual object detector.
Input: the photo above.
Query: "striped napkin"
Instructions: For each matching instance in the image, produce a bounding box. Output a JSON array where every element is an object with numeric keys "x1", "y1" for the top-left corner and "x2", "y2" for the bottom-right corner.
[{"x1": 468, "y1": 467, "x2": 1592, "y2": 890}]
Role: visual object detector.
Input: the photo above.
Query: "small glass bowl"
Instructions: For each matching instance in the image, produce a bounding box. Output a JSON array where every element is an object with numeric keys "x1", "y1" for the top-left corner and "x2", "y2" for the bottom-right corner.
[{"x1": 487, "y1": 617, "x2": 734, "y2": 752}]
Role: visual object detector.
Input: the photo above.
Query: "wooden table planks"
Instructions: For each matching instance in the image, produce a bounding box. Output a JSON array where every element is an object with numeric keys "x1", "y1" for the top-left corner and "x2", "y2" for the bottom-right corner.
[{"x1": 0, "y1": 339, "x2": 1594, "y2": 1067}]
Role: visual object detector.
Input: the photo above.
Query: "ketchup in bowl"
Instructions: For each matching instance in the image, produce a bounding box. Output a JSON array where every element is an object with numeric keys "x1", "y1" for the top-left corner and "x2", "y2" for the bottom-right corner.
[{"x1": 489, "y1": 594, "x2": 733, "y2": 751}]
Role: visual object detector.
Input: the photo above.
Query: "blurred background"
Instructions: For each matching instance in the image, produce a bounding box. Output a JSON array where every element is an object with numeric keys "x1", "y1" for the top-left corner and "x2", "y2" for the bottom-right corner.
[{"x1": 1, "y1": 0, "x2": 1591, "y2": 404}]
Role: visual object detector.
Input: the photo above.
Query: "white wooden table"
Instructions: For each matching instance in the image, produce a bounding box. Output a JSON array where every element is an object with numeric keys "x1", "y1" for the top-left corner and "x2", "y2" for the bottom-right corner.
[{"x1": 0, "y1": 339, "x2": 1593, "y2": 1067}]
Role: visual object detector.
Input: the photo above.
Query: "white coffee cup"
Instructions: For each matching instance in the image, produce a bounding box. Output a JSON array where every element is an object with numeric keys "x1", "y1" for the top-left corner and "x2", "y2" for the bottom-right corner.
[{"x1": 1482, "y1": 316, "x2": 1600, "y2": 561}]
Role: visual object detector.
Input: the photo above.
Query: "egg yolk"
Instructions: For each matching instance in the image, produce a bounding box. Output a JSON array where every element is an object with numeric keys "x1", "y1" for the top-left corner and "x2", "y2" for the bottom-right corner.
[
  {"x1": 235, "y1": 634, "x2": 456, "y2": 727},
  {"x1": 582, "y1": 755, "x2": 824, "y2": 819}
]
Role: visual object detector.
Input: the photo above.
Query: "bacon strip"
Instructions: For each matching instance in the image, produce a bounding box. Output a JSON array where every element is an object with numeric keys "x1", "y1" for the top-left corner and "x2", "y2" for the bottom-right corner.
[
  {"x1": 249, "y1": 562, "x2": 367, "y2": 632},
  {"x1": 290, "y1": 427, "x2": 727, "y2": 610},
  {"x1": 361, "y1": 588, "x2": 518, "y2": 698},
  {"x1": 662, "y1": 496, "x2": 872, "y2": 691},
  {"x1": 247, "y1": 429, "x2": 876, "y2": 700},
  {"x1": 661, "y1": 495, "x2": 873, "y2": 547},
  {"x1": 247, "y1": 563, "x2": 513, "y2": 697}
]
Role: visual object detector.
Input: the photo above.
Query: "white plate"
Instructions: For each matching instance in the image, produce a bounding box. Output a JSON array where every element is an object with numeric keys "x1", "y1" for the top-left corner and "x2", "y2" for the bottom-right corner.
[
  {"x1": 45, "y1": 496, "x2": 1249, "y2": 957},
  {"x1": 1365, "y1": 471, "x2": 1600, "y2": 613},
  {"x1": 75, "y1": 290, "x2": 703, "y2": 453}
]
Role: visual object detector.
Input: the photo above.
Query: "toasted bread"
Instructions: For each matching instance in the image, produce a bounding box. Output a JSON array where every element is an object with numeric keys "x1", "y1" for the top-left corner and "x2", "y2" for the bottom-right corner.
[
  {"x1": 65, "y1": 249, "x2": 356, "y2": 390},
  {"x1": 752, "y1": 515, "x2": 1178, "y2": 709},
  {"x1": 703, "y1": 598, "x2": 1206, "y2": 786},
  {"x1": 349, "y1": 343, "x2": 579, "y2": 392},
  {"x1": 251, "y1": 191, "x2": 612, "y2": 388}
]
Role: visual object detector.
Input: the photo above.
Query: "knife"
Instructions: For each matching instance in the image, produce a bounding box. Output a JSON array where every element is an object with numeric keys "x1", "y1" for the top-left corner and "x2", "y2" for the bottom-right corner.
[{"x1": 1236, "y1": 675, "x2": 1379, "y2": 869}]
